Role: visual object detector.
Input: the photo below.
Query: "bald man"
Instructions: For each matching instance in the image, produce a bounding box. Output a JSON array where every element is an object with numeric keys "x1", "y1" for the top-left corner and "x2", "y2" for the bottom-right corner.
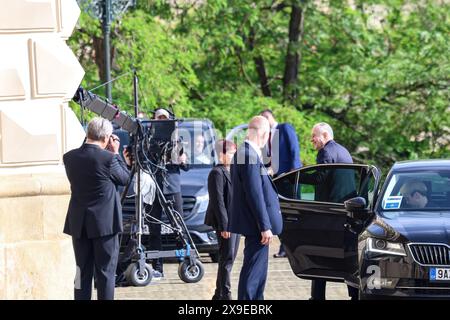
[{"x1": 229, "y1": 116, "x2": 283, "y2": 300}]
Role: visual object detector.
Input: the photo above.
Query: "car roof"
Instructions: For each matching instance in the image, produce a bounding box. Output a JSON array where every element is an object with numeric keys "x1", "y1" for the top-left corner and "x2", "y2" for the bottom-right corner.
[{"x1": 392, "y1": 159, "x2": 450, "y2": 172}]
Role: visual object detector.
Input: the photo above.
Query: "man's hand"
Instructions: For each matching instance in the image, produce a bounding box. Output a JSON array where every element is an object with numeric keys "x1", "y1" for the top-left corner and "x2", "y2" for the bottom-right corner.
[
  {"x1": 221, "y1": 231, "x2": 231, "y2": 239},
  {"x1": 260, "y1": 229, "x2": 273, "y2": 245},
  {"x1": 123, "y1": 147, "x2": 132, "y2": 167},
  {"x1": 107, "y1": 134, "x2": 121, "y2": 154},
  {"x1": 267, "y1": 167, "x2": 274, "y2": 177}
]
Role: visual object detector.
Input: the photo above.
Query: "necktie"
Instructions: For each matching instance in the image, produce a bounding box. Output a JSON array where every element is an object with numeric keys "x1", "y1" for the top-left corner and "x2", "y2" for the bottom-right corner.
[{"x1": 268, "y1": 130, "x2": 272, "y2": 157}]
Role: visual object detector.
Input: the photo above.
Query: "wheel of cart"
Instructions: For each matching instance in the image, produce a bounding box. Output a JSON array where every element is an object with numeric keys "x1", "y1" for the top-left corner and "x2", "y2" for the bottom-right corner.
[
  {"x1": 125, "y1": 262, "x2": 153, "y2": 286},
  {"x1": 178, "y1": 258, "x2": 204, "y2": 283}
]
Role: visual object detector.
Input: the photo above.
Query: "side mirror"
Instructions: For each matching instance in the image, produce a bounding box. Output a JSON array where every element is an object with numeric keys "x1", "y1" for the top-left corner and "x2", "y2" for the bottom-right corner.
[{"x1": 344, "y1": 196, "x2": 367, "y2": 212}]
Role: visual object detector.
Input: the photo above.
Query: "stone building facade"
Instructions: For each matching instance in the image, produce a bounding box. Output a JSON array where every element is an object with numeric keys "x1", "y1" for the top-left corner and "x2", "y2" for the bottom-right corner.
[{"x1": 0, "y1": 0, "x2": 85, "y2": 299}]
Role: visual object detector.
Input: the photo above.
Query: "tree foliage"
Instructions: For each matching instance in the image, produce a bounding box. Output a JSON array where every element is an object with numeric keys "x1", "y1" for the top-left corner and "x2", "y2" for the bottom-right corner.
[{"x1": 69, "y1": 0, "x2": 450, "y2": 170}]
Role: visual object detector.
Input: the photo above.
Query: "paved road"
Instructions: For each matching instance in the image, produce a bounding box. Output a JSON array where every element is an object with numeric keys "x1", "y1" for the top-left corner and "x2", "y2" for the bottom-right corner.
[{"x1": 114, "y1": 238, "x2": 350, "y2": 300}]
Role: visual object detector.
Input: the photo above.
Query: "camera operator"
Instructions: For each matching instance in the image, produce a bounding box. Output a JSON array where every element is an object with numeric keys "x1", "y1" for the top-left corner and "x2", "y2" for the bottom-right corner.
[
  {"x1": 145, "y1": 108, "x2": 189, "y2": 279},
  {"x1": 63, "y1": 117, "x2": 131, "y2": 300}
]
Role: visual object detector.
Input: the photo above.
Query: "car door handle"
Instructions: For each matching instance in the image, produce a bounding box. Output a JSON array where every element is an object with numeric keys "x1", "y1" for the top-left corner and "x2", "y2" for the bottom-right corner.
[{"x1": 285, "y1": 216, "x2": 300, "y2": 222}]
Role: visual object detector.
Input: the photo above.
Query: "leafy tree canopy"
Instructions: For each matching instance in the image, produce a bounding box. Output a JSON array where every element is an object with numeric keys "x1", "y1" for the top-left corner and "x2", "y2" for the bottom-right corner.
[{"x1": 70, "y1": 0, "x2": 449, "y2": 170}]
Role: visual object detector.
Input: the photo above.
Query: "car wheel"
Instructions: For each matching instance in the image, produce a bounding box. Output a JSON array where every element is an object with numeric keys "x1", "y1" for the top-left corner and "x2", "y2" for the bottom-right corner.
[
  {"x1": 178, "y1": 259, "x2": 204, "y2": 283},
  {"x1": 126, "y1": 263, "x2": 153, "y2": 287}
]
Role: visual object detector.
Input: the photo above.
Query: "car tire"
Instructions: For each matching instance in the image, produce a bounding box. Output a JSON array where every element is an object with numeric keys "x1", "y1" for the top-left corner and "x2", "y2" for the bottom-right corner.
[
  {"x1": 358, "y1": 289, "x2": 374, "y2": 300},
  {"x1": 126, "y1": 262, "x2": 153, "y2": 287},
  {"x1": 178, "y1": 259, "x2": 204, "y2": 283}
]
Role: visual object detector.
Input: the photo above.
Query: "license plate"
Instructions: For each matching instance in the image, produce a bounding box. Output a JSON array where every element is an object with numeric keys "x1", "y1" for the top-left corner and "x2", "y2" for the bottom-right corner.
[
  {"x1": 430, "y1": 268, "x2": 450, "y2": 281},
  {"x1": 161, "y1": 224, "x2": 174, "y2": 235}
]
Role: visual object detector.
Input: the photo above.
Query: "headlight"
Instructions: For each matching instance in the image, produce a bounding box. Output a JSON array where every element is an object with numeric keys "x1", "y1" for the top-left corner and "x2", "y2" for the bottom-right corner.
[
  {"x1": 366, "y1": 237, "x2": 406, "y2": 257},
  {"x1": 195, "y1": 194, "x2": 209, "y2": 213}
]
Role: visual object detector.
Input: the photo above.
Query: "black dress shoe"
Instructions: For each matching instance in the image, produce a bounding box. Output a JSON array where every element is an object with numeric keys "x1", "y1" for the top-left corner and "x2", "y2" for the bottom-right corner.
[
  {"x1": 273, "y1": 252, "x2": 287, "y2": 258},
  {"x1": 222, "y1": 293, "x2": 232, "y2": 300}
]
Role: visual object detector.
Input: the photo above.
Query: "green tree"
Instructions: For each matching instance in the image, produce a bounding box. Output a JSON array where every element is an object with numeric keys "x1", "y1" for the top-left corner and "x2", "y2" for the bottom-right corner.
[{"x1": 69, "y1": 0, "x2": 450, "y2": 170}]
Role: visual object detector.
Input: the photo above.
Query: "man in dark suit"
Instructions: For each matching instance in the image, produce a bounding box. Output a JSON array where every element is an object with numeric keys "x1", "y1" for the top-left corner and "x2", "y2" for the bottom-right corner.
[
  {"x1": 205, "y1": 139, "x2": 240, "y2": 300},
  {"x1": 309, "y1": 122, "x2": 358, "y2": 300},
  {"x1": 229, "y1": 116, "x2": 283, "y2": 300},
  {"x1": 260, "y1": 109, "x2": 302, "y2": 176},
  {"x1": 63, "y1": 117, "x2": 130, "y2": 300},
  {"x1": 260, "y1": 109, "x2": 302, "y2": 258}
]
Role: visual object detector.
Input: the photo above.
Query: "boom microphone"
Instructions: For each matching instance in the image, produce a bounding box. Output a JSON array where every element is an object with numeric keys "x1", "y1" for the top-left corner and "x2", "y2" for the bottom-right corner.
[{"x1": 73, "y1": 86, "x2": 139, "y2": 135}]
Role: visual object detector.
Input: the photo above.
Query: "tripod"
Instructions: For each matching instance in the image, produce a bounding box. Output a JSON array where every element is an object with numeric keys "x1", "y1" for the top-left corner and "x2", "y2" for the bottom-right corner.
[{"x1": 116, "y1": 73, "x2": 204, "y2": 286}]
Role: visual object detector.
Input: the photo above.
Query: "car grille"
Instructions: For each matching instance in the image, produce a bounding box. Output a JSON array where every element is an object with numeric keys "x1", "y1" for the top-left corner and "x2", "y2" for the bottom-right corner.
[
  {"x1": 409, "y1": 243, "x2": 450, "y2": 266},
  {"x1": 183, "y1": 196, "x2": 196, "y2": 214},
  {"x1": 122, "y1": 196, "x2": 197, "y2": 220}
]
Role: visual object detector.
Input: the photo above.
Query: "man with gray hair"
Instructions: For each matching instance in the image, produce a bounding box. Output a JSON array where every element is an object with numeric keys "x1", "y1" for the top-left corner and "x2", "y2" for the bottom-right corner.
[
  {"x1": 63, "y1": 117, "x2": 131, "y2": 300},
  {"x1": 229, "y1": 116, "x2": 283, "y2": 300},
  {"x1": 309, "y1": 122, "x2": 358, "y2": 300}
]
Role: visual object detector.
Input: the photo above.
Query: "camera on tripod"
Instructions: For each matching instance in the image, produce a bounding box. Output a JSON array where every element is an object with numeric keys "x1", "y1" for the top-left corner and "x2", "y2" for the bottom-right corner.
[
  {"x1": 142, "y1": 119, "x2": 183, "y2": 169},
  {"x1": 73, "y1": 86, "x2": 182, "y2": 170},
  {"x1": 72, "y1": 84, "x2": 204, "y2": 286}
]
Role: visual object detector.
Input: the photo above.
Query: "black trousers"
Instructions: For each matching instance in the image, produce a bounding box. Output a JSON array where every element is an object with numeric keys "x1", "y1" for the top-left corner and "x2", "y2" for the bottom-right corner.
[
  {"x1": 213, "y1": 233, "x2": 241, "y2": 300},
  {"x1": 146, "y1": 192, "x2": 183, "y2": 273},
  {"x1": 311, "y1": 280, "x2": 359, "y2": 300},
  {"x1": 72, "y1": 232, "x2": 119, "y2": 300}
]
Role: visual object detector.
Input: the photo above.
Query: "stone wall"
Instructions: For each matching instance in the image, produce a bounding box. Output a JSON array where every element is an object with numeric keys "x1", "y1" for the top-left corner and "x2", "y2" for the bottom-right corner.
[{"x1": 0, "y1": 0, "x2": 85, "y2": 299}]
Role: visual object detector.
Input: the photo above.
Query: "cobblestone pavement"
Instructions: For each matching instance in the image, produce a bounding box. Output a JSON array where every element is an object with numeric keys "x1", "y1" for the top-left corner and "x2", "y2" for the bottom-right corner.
[{"x1": 114, "y1": 238, "x2": 350, "y2": 300}]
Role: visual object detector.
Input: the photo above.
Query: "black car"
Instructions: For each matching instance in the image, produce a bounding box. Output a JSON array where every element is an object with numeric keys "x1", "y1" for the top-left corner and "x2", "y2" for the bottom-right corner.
[
  {"x1": 115, "y1": 119, "x2": 219, "y2": 260},
  {"x1": 274, "y1": 160, "x2": 450, "y2": 299}
]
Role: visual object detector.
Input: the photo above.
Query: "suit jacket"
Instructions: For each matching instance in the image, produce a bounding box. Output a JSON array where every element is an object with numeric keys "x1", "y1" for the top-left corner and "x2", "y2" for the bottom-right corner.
[
  {"x1": 63, "y1": 144, "x2": 130, "y2": 239},
  {"x1": 204, "y1": 165, "x2": 232, "y2": 231},
  {"x1": 314, "y1": 140, "x2": 355, "y2": 203},
  {"x1": 316, "y1": 140, "x2": 352, "y2": 164},
  {"x1": 263, "y1": 123, "x2": 302, "y2": 176},
  {"x1": 229, "y1": 142, "x2": 282, "y2": 236}
]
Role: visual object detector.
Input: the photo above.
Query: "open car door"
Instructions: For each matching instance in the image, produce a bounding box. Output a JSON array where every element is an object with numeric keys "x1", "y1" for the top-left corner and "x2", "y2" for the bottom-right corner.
[{"x1": 274, "y1": 164, "x2": 381, "y2": 284}]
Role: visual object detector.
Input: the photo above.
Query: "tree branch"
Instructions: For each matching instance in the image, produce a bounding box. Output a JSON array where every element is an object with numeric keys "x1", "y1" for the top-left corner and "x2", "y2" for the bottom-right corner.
[
  {"x1": 261, "y1": 0, "x2": 288, "y2": 12},
  {"x1": 236, "y1": 50, "x2": 257, "y2": 88},
  {"x1": 283, "y1": 4, "x2": 306, "y2": 102},
  {"x1": 248, "y1": 28, "x2": 271, "y2": 97}
]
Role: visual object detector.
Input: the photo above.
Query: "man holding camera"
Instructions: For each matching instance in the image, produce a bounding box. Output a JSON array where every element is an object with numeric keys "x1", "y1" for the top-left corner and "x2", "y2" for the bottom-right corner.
[
  {"x1": 63, "y1": 117, "x2": 131, "y2": 300},
  {"x1": 145, "y1": 108, "x2": 189, "y2": 279}
]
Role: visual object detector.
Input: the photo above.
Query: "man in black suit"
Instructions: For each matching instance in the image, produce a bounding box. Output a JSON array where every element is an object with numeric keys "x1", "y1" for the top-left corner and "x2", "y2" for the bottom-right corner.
[
  {"x1": 205, "y1": 139, "x2": 240, "y2": 300},
  {"x1": 309, "y1": 122, "x2": 358, "y2": 300},
  {"x1": 63, "y1": 117, "x2": 130, "y2": 300},
  {"x1": 229, "y1": 116, "x2": 283, "y2": 300}
]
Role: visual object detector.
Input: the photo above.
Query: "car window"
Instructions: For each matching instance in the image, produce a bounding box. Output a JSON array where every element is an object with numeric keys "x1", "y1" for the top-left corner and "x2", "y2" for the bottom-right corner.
[
  {"x1": 178, "y1": 121, "x2": 216, "y2": 167},
  {"x1": 380, "y1": 170, "x2": 450, "y2": 211},
  {"x1": 275, "y1": 166, "x2": 374, "y2": 205}
]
